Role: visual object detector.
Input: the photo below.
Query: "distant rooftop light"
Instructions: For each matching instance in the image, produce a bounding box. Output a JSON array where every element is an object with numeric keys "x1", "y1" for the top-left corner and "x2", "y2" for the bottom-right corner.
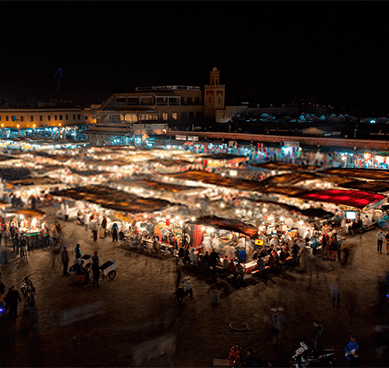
[
  {"x1": 135, "y1": 85, "x2": 200, "y2": 91},
  {"x1": 370, "y1": 120, "x2": 376, "y2": 124}
]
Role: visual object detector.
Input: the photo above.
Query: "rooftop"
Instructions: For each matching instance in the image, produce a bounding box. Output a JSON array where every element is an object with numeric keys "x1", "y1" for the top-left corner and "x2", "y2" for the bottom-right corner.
[{"x1": 135, "y1": 85, "x2": 201, "y2": 92}]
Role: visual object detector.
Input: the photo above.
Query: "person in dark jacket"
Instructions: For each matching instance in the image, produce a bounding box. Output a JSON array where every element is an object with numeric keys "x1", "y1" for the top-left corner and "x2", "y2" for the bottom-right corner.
[
  {"x1": 244, "y1": 348, "x2": 262, "y2": 367},
  {"x1": 178, "y1": 246, "x2": 185, "y2": 262},
  {"x1": 313, "y1": 320, "x2": 324, "y2": 352},
  {"x1": 112, "y1": 223, "x2": 118, "y2": 242},
  {"x1": 61, "y1": 247, "x2": 69, "y2": 275},
  {"x1": 75, "y1": 244, "x2": 81, "y2": 259},
  {"x1": 6, "y1": 286, "x2": 21, "y2": 318},
  {"x1": 92, "y1": 259, "x2": 100, "y2": 287}
]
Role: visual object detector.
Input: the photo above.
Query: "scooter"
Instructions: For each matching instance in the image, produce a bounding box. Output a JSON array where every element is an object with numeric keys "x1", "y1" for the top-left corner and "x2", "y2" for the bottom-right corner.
[
  {"x1": 174, "y1": 278, "x2": 193, "y2": 302},
  {"x1": 21, "y1": 274, "x2": 36, "y2": 302},
  {"x1": 290, "y1": 340, "x2": 335, "y2": 367}
]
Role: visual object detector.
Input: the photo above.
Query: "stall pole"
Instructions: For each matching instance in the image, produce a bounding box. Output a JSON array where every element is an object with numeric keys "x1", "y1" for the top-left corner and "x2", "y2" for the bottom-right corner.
[{"x1": 245, "y1": 236, "x2": 246, "y2": 262}]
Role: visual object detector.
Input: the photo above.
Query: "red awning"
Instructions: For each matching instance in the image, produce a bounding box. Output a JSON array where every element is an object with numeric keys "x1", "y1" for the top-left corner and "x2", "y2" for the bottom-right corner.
[{"x1": 299, "y1": 189, "x2": 386, "y2": 209}]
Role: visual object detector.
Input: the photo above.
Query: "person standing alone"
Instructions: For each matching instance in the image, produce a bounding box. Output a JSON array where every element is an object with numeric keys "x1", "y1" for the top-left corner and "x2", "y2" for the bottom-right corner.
[
  {"x1": 376, "y1": 228, "x2": 384, "y2": 253},
  {"x1": 6, "y1": 286, "x2": 21, "y2": 318},
  {"x1": 61, "y1": 247, "x2": 69, "y2": 275},
  {"x1": 92, "y1": 258, "x2": 100, "y2": 287},
  {"x1": 313, "y1": 320, "x2": 324, "y2": 352}
]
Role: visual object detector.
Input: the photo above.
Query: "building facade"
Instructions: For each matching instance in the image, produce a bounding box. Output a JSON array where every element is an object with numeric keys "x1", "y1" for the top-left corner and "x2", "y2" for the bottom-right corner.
[
  {"x1": 95, "y1": 67, "x2": 228, "y2": 126},
  {"x1": 0, "y1": 104, "x2": 100, "y2": 129}
]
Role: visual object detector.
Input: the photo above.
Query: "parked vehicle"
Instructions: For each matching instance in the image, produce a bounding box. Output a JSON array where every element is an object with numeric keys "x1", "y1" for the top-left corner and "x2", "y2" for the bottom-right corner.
[
  {"x1": 290, "y1": 340, "x2": 335, "y2": 367},
  {"x1": 21, "y1": 274, "x2": 36, "y2": 301},
  {"x1": 99, "y1": 260, "x2": 117, "y2": 280},
  {"x1": 174, "y1": 278, "x2": 193, "y2": 302}
]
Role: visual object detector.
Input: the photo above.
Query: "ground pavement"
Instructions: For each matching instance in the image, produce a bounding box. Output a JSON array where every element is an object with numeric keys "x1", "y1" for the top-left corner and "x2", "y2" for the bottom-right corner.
[{"x1": 0, "y1": 208, "x2": 388, "y2": 367}]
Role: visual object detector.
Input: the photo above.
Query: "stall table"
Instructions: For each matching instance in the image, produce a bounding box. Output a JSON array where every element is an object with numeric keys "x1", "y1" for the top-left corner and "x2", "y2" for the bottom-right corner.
[
  {"x1": 243, "y1": 260, "x2": 257, "y2": 274},
  {"x1": 22, "y1": 230, "x2": 40, "y2": 248}
]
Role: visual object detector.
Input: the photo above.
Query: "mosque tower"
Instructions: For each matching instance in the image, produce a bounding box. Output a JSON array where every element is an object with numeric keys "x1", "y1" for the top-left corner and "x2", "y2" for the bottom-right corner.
[{"x1": 204, "y1": 67, "x2": 225, "y2": 121}]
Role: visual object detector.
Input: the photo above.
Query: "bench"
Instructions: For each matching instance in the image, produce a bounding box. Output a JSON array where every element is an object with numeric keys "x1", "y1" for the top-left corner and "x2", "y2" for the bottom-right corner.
[{"x1": 212, "y1": 359, "x2": 229, "y2": 367}]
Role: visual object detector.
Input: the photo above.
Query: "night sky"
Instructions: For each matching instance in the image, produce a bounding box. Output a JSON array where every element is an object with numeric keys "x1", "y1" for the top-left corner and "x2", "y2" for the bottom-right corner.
[{"x1": 1, "y1": 2, "x2": 388, "y2": 113}]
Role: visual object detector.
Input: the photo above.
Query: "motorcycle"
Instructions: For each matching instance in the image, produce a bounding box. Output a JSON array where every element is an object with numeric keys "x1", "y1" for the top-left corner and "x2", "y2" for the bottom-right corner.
[
  {"x1": 174, "y1": 278, "x2": 193, "y2": 302},
  {"x1": 290, "y1": 340, "x2": 335, "y2": 367},
  {"x1": 21, "y1": 274, "x2": 36, "y2": 303}
]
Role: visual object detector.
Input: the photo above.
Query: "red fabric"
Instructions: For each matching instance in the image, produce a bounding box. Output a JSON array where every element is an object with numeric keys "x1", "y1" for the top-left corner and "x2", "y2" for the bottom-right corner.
[
  {"x1": 228, "y1": 346, "x2": 242, "y2": 366},
  {"x1": 299, "y1": 189, "x2": 385, "y2": 209}
]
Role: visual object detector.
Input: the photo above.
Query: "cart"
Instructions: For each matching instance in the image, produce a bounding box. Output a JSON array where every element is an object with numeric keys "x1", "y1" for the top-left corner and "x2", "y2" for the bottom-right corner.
[
  {"x1": 69, "y1": 254, "x2": 93, "y2": 272},
  {"x1": 99, "y1": 260, "x2": 117, "y2": 280}
]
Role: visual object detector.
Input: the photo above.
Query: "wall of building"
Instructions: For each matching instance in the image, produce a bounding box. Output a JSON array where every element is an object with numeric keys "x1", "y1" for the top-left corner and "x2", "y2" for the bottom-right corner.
[{"x1": 0, "y1": 107, "x2": 98, "y2": 128}]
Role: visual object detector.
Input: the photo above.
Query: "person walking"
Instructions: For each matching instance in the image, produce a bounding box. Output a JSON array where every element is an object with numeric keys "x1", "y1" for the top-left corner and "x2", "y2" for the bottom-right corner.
[
  {"x1": 49, "y1": 223, "x2": 58, "y2": 246},
  {"x1": 6, "y1": 286, "x2": 21, "y2": 318},
  {"x1": 20, "y1": 235, "x2": 28, "y2": 259},
  {"x1": 271, "y1": 307, "x2": 285, "y2": 347},
  {"x1": 61, "y1": 247, "x2": 69, "y2": 275},
  {"x1": 75, "y1": 244, "x2": 81, "y2": 259},
  {"x1": 376, "y1": 228, "x2": 384, "y2": 253},
  {"x1": 344, "y1": 335, "x2": 359, "y2": 367},
  {"x1": 330, "y1": 278, "x2": 341, "y2": 309},
  {"x1": 83, "y1": 212, "x2": 89, "y2": 232},
  {"x1": 313, "y1": 320, "x2": 324, "y2": 352},
  {"x1": 291, "y1": 241, "x2": 299, "y2": 265},
  {"x1": 100, "y1": 216, "x2": 107, "y2": 238},
  {"x1": 385, "y1": 230, "x2": 389, "y2": 255},
  {"x1": 92, "y1": 258, "x2": 100, "y2": 287}
]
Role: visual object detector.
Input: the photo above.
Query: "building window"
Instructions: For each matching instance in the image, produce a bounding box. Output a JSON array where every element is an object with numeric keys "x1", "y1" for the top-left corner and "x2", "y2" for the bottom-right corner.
[
  {"x1": 40, "y1": 116, "x2": 43, "y2": 121},
  {"x1": 172, "y1": 112, "x2": 177, "y2": 120},
  {"x1": 54, "y1": 115, "x2": 57, "y2": 121},
  {"x1": 31, "y1": 116, "x2": 34, "y2": 122},
  {"x1": 6, "y1": 116, "x2": 9, "y2": 122},
  {"x1": 78, "y1": 115, "x2": 81, "y2": 120},
  {"x1": 162, "y1": 113, "x2": 168, "y2": 120},
  {"x1": 73, "y1": 115, "x2": 76, "y2": 120},
  {"x1": 21, "y1": 116, "x2": 24, "y2": 122},
  {"x1": 187, "y1": 97, "x2": 192, "y2": 105},
  {"x1": 59, "y1": 115, "x2": 63, "y2": 120},
  {"x1": 196, "y1": 111, "x2": 201, "y2": 119},
  {"x1": 85, "y1": 116, "x2": 88, "y2": 120},
  {"x1": 0, "y1": 116, "x2": 1, "y2": 121},
  {"x1": 208, "y1": 98, "x2": 211, "y2": 104},
  {"x1": 189, "y1": 112, "x2": 194, "y2": 119},
  {"x1": 66, "y1": 115, "x2": 68, "y2": 120},
  {"x1": 195, "y1": 97, "x2": 200, "y2": 105},
  {"x1": 12, "y1": 116, "x2": 16, "y2": 122},
  {"x1": 48, "y1": 115, "x2": 51, "y2": 121},
  {"x1": 181, "y1": 112, "x2": 187, "y2": 120},
  {"x1": 218, "y1": 98, "x2": 221, "y2": 104}
]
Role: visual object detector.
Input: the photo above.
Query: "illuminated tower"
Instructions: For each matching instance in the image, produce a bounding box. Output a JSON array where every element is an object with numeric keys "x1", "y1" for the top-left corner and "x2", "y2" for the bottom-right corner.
[{"x1": 204, "y1": 67, "x2": 225, "y2": 120}]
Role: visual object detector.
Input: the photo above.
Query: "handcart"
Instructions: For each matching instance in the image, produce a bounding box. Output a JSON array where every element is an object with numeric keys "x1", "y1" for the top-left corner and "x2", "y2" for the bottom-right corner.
[{"x1": 99, "y1": 260, "x2": 117, "y2": 280}]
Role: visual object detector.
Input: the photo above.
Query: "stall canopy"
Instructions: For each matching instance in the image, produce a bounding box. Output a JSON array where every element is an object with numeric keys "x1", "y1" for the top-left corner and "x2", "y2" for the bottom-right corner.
[
  {"x1": 247, "y1": 198, "x2": 334, "y2": 219},
  {"x1": 321, "y1": 168, "x2": 389, "y2": 181},
  {"x1": 166, "y1": 170, "x2": 262, "y2": 191},
  {"x1": 51, "y1": 185, "x2": 174, "y2": 213},
  {"x1": 121, "y1": 179, "x2": 200, "y2": 193},
  {"x1": 7, "y1": 176, "x2": 62, "y2": 186},
  {"x1": 8, "y1": 209, "x2": 46, "y2": 218},
  {"x1": 298, "y1": 189, "x2": 386, "y2": 209},
  {"x1": 187, "y1": 215, "x2": 258, "y2": 238},
  {"x1": 250, "y1": 162, "x2": 319, "y2": 172},
  {"x1": 338, "y1": 180, "x2": 389, "y2": 193}
]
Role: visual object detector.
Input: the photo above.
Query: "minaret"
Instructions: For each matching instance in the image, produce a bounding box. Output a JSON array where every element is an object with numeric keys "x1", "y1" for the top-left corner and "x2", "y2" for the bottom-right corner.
[{"x1": 204, "y1": 67, "x2": 225, "y2": 121}]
